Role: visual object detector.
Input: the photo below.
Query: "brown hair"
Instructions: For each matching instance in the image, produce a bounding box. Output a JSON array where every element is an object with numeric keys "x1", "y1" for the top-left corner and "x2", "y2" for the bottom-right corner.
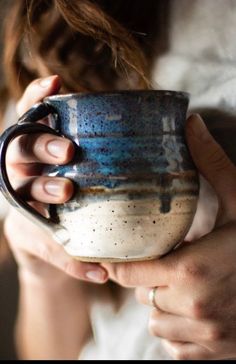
[{"x1": 2, "y1": 0, "x2": 162, "y2": 102}]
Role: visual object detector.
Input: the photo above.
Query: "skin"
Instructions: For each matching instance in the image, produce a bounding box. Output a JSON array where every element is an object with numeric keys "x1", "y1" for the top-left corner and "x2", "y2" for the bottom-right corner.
[
  {"x1": 4, "y1": 75, "x2": 236, "y2": 360},
  {"x1": 103, "y1": 113, "x2": 236, "y2": 360},
  {"x1": 4, "y1": 76, "x2": 108, "y2": 359}
]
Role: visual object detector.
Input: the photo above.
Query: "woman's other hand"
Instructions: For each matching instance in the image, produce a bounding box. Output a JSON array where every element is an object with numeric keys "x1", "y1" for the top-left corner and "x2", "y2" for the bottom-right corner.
[{"x1": 104, "y1": 114, "x2": 236, "y2": 360}]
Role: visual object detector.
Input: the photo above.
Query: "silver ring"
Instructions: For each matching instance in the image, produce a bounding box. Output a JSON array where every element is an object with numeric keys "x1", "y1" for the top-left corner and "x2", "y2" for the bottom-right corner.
[{"x1": 148, "y1": 287, "x2": 159, "y2": 309}]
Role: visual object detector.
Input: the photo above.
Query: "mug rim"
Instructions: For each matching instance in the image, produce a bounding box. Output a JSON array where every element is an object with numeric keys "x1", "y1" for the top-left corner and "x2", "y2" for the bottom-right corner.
[{"x1": 44, "y1": 89, "x2": 190, "y2": 101}]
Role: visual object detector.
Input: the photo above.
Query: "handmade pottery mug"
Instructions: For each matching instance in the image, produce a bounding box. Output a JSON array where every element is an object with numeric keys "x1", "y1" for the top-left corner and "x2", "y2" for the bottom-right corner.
[{"x1": 0, "y1": 90, "x2": 199, "y2": 262}]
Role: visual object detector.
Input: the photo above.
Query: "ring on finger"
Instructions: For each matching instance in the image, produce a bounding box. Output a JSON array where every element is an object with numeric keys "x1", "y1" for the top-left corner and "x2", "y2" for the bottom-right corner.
[{"x1": 148, "y1": 287, "x2": 159, "y2": 309}]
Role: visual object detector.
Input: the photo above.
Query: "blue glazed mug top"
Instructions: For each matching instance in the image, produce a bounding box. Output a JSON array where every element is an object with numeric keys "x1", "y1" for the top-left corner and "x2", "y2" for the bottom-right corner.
[
  {"x1": 0, "y1": 90, "x2": 199, "y2": 262},
  {"x1": 45, "y1": 90, "x2": 192, "y2": 189},
  {"x1": 45, "y1": 90, "x2": 190, "y2": 136}
]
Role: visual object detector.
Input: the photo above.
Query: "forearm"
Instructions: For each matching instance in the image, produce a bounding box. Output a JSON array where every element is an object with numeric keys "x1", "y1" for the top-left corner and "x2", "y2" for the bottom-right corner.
[{"x1": 15, "y1": 268, "x2": 90, "y2": 360}]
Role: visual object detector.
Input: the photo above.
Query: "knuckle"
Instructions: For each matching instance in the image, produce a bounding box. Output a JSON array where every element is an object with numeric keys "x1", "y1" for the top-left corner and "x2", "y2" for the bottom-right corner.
[
  {"x1": 112, "y1": 264, "x2": 133, "y2": 287},
  {"x1": 63, "y1": 260, "x2": 82, "y2": 279},
  {"x1": 63, "y1": 261, "x2": 76, "y2": 276},
  {"x1": 6, "y1": 134, "x2": 35, "y2": 165},
  {"x1": 177, "y1": 259, "x2": 208, "y2": 283},
  {"x1": 173, "y1": 349, "x2": 189, "y2": 361},
  {"x1": 189, "y1": 298, "x2": 208, "y2": 319},
  {"x1": 204, "y1": 323, "x2": 225, "y2": 342},
  {"x1": 38, "y1": 245, "x2": 51, "y2": 264}
]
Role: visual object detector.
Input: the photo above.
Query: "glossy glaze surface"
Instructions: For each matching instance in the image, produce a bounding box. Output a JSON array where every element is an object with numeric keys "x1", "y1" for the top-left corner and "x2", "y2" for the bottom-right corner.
[{"x1": 44, "y1": 91, "x2": 198, "y2": 261}]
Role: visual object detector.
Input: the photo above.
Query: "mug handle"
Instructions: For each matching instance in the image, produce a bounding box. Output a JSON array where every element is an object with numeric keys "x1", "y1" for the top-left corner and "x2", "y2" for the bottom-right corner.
[{"x1": 0, "y1": 102, "x2": 70, "y2": 246}]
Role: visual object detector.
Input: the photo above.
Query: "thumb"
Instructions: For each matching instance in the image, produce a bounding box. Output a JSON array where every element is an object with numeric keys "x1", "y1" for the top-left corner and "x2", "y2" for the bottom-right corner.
[{"x1": 185, "y1": 114, "x2": 236, "y2": 218}]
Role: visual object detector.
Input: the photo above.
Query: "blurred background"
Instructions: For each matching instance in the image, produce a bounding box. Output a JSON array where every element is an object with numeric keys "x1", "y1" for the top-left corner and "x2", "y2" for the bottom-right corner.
[{"x1": 0, "y1": 0, "x2": 19, "y2": 359}]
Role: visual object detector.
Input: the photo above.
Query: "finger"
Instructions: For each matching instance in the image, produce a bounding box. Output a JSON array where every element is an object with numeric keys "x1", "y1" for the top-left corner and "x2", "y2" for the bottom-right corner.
[
  {"x1": 7, "y1": 163, "x2": 45, "y2": 180},
  {"x1": 161, "y1": 339, "x2": 214, "y2": 360},
  {"x1": 103, "y1": 258, "x2": 173, "y2": 287},
  {"x1": 149, "y1": 309, "x2": 212, "y2": 345},
  {"x1": 6, "y1": 133, "x2": 75, "y2": 167},
  {"x1": 186, "y1": 114, "x2": 236, "y2": 216},
  {"x1": 4, "y1": 210, "x2": 108, "y2": 284},
  {"x1": 39, "y1": 241, "x2": 108, "y2": 284},
  {"x1": 15, "y1": 176, "x2": 74, "y2": 203},
  {"x1": 136, "y1": 285, "x2": 199, "y2": 318},
  {"x1": 17, "y1": 75, "x2": 61, "y2": 116},
  {"x1": 136, "y1": 286, "x2": 184, "y2": 316}
]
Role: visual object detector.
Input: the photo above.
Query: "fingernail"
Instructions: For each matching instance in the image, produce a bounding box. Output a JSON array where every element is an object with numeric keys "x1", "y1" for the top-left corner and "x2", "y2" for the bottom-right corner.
[
  {"x1": 39, "y1": 76, "x2": 55, "y2": 88},
  {"x1": 189, "y1": 114, "x2": 209, "y2": 141},
  {"x1": 44, "y1": 180, "x2": 64, "y2": 197},
  {"x1": 46, "y1": 139, "x2": 69, "y2": 158},
  {"x1": 85, "y1": 270, "x2": 107, "y2": 283}
]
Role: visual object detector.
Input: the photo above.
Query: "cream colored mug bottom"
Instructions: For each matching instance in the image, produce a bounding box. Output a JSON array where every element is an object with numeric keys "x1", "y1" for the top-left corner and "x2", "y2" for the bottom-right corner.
[{"x1": 59, "y1": 195, "x2": 197, "y2": 262}]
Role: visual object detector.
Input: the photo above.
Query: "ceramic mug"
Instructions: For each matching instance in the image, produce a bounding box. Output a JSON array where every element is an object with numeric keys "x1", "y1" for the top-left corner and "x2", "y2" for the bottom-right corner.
[{"x1": 0, "y1": 90, "x2": 199, "y2": 262}]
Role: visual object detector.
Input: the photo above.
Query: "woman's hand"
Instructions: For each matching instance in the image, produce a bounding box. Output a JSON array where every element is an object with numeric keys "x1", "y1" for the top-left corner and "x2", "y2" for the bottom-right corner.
[
  {"x1": 104, "y1": 114, "x2": 236, "y2": 359},
  {"x1": 4, "y1": 75, "x2": 108, "y2": 284}
]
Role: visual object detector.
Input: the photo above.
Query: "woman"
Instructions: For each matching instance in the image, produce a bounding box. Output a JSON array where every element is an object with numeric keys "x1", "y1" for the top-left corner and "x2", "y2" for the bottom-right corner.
[{"x1": 1, "y1": 0, "x2": 236, "y2": 360}]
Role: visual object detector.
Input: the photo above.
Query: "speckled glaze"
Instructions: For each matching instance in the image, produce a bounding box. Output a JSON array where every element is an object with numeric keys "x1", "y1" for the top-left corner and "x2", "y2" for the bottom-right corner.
[
  {"x1": 43, "y1": 90, "x2": 199, "y2": 261},
  {"x1": 0, "y1": 90, "x2": 199, "y2": 262}
]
